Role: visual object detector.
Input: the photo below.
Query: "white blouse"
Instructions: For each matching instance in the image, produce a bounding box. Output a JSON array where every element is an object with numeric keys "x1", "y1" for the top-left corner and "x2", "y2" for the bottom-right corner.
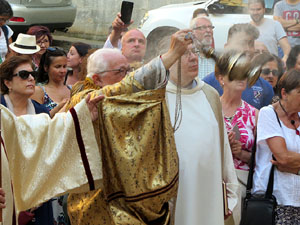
[
  {"x1": 0, "y1": 25, "x2": 13, "y2": 62},
  {"x1": 253, "y1": 105, "x2": 300, "y2": 206}
]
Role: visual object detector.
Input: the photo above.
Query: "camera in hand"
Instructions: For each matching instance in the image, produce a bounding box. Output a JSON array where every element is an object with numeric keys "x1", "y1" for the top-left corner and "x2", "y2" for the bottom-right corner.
[{"x1": 120, "y1": 1, "x2": 134, "y2": 24}]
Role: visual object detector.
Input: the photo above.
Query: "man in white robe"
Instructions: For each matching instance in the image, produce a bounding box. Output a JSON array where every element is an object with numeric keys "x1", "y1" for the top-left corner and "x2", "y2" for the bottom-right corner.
[{"x1": 165, "y1": 43, "x2": 240, "y2": 225}]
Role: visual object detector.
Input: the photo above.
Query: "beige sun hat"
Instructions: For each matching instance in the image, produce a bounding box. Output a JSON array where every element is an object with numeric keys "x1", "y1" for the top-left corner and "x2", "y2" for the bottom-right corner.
[{"x1": 9, "y1": 33, "x2": 40, "y2": 54}]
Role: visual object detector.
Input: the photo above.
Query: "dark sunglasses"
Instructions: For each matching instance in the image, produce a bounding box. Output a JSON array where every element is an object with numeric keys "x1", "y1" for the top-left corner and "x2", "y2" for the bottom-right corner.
[
  {"x1": 261, "y1": 68, "x2": 279, "y2": 76},
  {"x1": 13, "y1": 70, "x2": 37, "y2": 80},
  {"x1": 46, "y1": 47, "x2": 66, "y2": 54}
]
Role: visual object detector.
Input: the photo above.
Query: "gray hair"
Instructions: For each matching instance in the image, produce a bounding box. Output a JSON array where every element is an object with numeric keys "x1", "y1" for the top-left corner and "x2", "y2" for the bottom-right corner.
[
  {"x1": 189, "y1": 16, "x2": 212, "y2": 29},
  {"x1": 227, "y1": 23, "x2": 259, "y2": 42},
  {"x1": 86, "y1": 48, "x2": 122, "y2": 78}
]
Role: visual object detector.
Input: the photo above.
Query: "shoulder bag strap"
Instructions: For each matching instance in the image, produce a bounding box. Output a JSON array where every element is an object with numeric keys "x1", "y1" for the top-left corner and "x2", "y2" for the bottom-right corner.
[
  {"x1": 264, "y1": 107, "x2": 282, "y2": 198},
  {"x1": 245, "y1": 135, "x2": 257, "y2": 198},
  {"x1": 245, "y1": 106, "x2": 278, "y2": 198}
]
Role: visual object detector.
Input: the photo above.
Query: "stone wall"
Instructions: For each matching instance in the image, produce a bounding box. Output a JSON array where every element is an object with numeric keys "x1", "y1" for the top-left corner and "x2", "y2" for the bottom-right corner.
[{"x1": 68, "y1": 0, "x2": 194, "y2": 40}]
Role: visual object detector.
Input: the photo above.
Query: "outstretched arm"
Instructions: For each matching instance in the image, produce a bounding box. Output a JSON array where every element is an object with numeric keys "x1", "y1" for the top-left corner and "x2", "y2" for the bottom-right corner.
[
  {"x1": 160, "y1": 29, "x2": 193, "y2": 70},
  {"x1": 133, "y1": 29, "x2": 193, "y2": 90},
  {"x1": 1, "y1": 97, "x2": 103, "y2": 212},
  {"x1": 103, "y1": 13, "x2": 133, "y2": 49}
]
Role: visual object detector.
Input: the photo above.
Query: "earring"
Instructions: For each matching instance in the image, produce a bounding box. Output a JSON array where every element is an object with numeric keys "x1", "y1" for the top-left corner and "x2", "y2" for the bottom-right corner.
[{"x1": 8, "y1": 87, "x2": 12, "y2": 92}]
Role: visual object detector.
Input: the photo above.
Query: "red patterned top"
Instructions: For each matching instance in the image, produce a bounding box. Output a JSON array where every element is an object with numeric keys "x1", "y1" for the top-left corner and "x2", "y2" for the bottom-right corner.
[{"x1": 224, "y1": 101, "x2": 256, "y2": 171}]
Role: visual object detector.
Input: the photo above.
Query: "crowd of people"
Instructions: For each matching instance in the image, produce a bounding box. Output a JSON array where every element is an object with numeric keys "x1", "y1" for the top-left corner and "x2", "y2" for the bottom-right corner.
[{"x1": 0, "y1": 0, "x2": 300, "y2": 225}]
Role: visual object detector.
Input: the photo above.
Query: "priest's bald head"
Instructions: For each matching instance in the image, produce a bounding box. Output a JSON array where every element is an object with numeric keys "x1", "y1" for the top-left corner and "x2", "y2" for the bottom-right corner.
[{"x1": 86, "y1": 48, "x2": 130, "y2": 88}]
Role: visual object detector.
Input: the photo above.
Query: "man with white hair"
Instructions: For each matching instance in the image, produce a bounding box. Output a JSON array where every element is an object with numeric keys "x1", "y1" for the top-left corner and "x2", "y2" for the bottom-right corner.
[
  {"x1": 66, "y1": 29, "x2": 192, "y2": 225},
  {"x1": 190, "y1": 16, "x2": 216, "y2": 79},
  {"x1": 71, "y1": 48, "x2": 130, "y2": 95}
]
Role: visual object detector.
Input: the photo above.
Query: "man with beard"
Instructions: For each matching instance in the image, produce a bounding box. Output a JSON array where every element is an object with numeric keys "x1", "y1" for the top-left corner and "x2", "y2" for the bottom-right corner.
[
  {"x1": 190, "y1": 16, "x2": 216, "y2": 79},
  {"x1": 248, "y1": 0, "x2": 290, "y2": 62}
]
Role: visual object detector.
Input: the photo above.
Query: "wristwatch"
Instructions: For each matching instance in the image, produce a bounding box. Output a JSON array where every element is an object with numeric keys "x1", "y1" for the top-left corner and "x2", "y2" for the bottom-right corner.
[{"x1": 296, "y1": 18, "x2": 299, "y2": 24}]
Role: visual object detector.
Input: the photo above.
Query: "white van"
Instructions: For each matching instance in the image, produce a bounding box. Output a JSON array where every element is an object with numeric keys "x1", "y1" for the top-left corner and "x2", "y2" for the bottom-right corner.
[{"x1": 139, "y1": 0, "x2": 276, "y2": 60}]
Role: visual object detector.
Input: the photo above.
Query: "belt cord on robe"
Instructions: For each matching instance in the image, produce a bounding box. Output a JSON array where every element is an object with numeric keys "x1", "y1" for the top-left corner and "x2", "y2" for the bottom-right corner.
[{"x1": 69, "y1": 107, "x2": 95, "y2": 191}]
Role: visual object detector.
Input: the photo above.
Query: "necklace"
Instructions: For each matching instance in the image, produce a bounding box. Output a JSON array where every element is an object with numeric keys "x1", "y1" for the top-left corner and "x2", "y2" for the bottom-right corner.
[
  {"x1": 279, "y1": 100, "x2": 300, "y2": 136},
  {"x1": 225, "y1": 115, "x2": 235, "y2": 123}
]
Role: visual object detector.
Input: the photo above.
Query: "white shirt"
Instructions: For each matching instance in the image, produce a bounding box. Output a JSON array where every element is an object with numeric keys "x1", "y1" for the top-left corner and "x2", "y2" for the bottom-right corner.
[
  {"x1": 253, "y1": 18, "x2": 287, "y2": 56},
  {"x1": 0, "y1": 25, "x2": 13, "y2": 63},
  {"x1": 253, "y1": 105, "x2": 300, "y2": 206},
  {"x1": 103, "y1": 35, "x2": 122, "y2": 50},
  {"x1": 198, "y1": 55, "x2": 215, "y2": 80}
]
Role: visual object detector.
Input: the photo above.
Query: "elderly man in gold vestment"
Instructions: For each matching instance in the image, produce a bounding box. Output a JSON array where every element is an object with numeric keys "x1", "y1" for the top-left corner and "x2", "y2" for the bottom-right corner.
[
  {"x1": 66, "y1": 30, "x2": 194, "y2": 225},
  {"x1": 1, "y1": 29, "x2": 192, "y2": 225}
]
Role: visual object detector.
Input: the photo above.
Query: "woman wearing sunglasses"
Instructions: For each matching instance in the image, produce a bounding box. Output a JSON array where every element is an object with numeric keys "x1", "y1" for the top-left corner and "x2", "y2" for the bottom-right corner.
[
  {"x1": 252, "y1": 52, "x2": 284, "y2": 103},
  {"x1": 32, "y1": 47, "x2": 70, "y2": 118},
  {"x1": 0, "y1": 55, "x2": 53, "y2": 225}
]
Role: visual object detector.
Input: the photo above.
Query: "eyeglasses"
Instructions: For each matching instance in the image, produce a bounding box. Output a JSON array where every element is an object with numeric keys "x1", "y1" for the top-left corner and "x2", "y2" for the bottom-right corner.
[
  {"x1": 13, "y1": 70, "x2": 37, "y2": 80},
  {"x1": 193, "y1": 25, "x2": 215, "y2": 31},
  {"x1": 261, "y1": 68, "x2": 279, "y2": 76},
  {"x1": 37, "y1": 39, "x2": 49, "y2": 45},
  {"x1": 99, "y1": 67, "x2": 132, "y2": 75}
]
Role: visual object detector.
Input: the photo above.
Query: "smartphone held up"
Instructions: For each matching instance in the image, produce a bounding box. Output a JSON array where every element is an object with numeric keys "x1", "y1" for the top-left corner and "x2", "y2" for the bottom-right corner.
[{"x1": 120, "y1": 1, "x2": 134, "y2": 24}]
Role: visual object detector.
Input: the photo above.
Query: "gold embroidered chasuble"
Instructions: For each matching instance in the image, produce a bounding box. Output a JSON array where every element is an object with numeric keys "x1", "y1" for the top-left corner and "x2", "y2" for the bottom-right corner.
[{"x1": 66, "y1": 68, "x2": 179, "y2": 224}]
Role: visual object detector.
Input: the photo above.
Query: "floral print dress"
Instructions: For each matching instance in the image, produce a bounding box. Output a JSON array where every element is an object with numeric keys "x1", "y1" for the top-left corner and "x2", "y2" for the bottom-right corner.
[{"x1": 224, "y1": 100, "x2": 256, "y2": 171}]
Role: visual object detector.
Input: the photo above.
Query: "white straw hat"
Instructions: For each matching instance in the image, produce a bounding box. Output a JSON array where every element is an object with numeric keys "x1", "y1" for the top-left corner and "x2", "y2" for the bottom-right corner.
[{"x1": 9, "y1": 33, "x2": 40, "y2": 54}]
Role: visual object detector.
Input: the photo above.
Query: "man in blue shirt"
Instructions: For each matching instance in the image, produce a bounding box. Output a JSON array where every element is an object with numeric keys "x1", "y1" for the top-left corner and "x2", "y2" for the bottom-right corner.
[{"x1": 203, "y1": 23, "x2": 274, "y2": 109}]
